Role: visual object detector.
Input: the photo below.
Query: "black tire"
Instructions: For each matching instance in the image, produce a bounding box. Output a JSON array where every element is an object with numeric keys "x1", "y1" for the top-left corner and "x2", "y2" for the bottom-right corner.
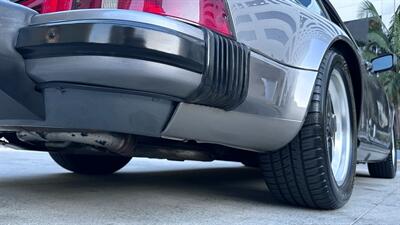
[
  {"x1": 242, "y1": 160, "x2": 259, "y2": 168},
  {"x1": 49, "y1": 152, "x2": 131, "y2": 175},
  {"x1": 259, "y1": 50, "x2": 357, "y2": 209},
  {"x1": 368, "y1": 129, "x2": 397, "y2": 178}
]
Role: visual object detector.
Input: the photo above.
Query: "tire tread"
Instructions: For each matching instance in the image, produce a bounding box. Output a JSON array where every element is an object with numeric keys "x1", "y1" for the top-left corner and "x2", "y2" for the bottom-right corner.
[
  {"x1": 50, "y1": 152, "x2": 131, "y2": 175},
  {"x1": 259, "y1": 50, "x2": 355, "y2": 209}
]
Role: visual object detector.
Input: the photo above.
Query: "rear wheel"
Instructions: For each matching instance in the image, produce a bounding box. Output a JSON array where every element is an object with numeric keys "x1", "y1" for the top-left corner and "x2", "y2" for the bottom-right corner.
[
  {"x1": 259, "y1": 50, "x2": 357, "y2": 209},
  {"x1": 49, "y1": 152, "x2": 131, "y2": 175},
  {"x1": 241, "y1": 160, "x2": 259, "y2": 168},
  {"x1": 368, "y1": 129, "x2": 397, "y2": 178}
]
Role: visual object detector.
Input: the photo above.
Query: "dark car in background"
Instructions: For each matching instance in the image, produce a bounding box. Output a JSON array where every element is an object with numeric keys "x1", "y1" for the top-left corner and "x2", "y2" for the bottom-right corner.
[{"x1": 0, "y1": 0, "x2": 397, "y2": 209}]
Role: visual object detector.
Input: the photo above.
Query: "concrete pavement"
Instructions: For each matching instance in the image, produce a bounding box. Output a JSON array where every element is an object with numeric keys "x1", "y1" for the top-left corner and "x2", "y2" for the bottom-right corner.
[{"x1": 0, "y1": 147, "x2": 398, "y2": 225}]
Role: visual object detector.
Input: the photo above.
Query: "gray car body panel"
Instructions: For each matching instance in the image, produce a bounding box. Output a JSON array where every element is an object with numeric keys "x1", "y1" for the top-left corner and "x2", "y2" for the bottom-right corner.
[
  {"x1": 344, "y1": 17, "x2": 395, "y2": 162},
  {"x1": 20, "y1": 10, "x2": 206, "y2": 99},
  {"x1": 162, "y1": 52, "x2": 317, "y2": 151},
  {"x1": 0, "y1": 1, "x2": 394, "y2": 160},
  {"x1": 163, "y1": 0, "x2": 393, "y2": 157},
  {"x1": 0, "y1": 3, "x2": 43, "y2": 120},
  {"x1": 26, "y1": 56, "x2": 202, "y2": 99},
  {"x1": 0, "y1": 2, "x2": 193, "y2": 137},
  {"x1": 163, "y1": 0, "x2": 347, "y2": 150},
  {"x1": 227, "y1": 0, "x2": 345, "y2": 70},
  {"x1": 0, "y1": 0, "x2": 318, "y2": 152}
]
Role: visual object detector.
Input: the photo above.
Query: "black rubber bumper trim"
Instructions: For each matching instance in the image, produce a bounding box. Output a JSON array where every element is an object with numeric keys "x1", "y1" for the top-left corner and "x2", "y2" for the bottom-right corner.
[
  {"x1": 16, "y1": 21, "x2": 206, "y2": 73},
  {"x1": 16, "y1": 21, "x2": 250, "y2": 111},
  {"x1": 187, "y1": 30, "x2": 250, "y2": 110}
]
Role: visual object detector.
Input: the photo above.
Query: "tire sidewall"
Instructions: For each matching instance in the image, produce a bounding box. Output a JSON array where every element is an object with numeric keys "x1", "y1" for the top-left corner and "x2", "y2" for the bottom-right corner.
[
  {"x1": 320, "y1": 50, "x2": 357, "y2": 203},
  {"x1": 390, "y1": 128, "x2": 397, "y2": 174}
]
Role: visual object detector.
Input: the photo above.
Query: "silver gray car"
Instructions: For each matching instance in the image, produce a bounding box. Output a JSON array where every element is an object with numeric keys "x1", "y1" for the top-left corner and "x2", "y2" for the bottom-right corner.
[{"x1": 0, "y1": 0, "x2": 397, "y2": 209}]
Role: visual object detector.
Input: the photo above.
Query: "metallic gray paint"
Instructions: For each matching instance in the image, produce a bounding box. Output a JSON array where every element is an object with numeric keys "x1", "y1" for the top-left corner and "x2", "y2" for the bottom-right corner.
[
  {"x1": 0, "y1": 2, "x2": 43, "y2": 120},
  {"x1": 0, "y1": 1, "x2": 395, "y2": 160},
  {"x1": 227, "y1": 0, "x2": 345, "y2": 70},
  {"x1": 26, "y1": 56, "x2": 202, "y2": 99},
  {"x1": 344, "y1": 17, "x2": 395, "y2": 162},
  {"x1": 235, "y1": 52, "x2": 316, "y2": 121},
  {"x1": 163, "y1": 0, "x2": 394, "y2": 156},
  {"x1": 162, "y1": 0, "x2": 360, "y2": 152},
  {"x1": 162, "y1": 52, "x2": 317, "y2": 151},
  {"x1": 162, "y1": 102, "x2": 303, "y2": 151}
]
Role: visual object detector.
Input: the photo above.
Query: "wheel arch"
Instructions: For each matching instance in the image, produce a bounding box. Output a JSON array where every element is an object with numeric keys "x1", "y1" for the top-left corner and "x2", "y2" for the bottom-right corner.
[{"x1": 329, "y1": 39, "x2": 363, "y2": 125}]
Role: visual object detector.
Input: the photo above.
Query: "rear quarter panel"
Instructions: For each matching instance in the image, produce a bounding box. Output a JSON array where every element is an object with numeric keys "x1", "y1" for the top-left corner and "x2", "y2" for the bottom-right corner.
[{"x1": 227, "y1": 0, "x2": 347, "y2": 70}]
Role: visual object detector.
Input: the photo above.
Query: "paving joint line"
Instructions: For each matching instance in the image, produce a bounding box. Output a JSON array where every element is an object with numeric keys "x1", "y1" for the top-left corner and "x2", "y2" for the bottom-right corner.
[{"x1": 350, "y1": 187, "x2": 397, "y2": 225}]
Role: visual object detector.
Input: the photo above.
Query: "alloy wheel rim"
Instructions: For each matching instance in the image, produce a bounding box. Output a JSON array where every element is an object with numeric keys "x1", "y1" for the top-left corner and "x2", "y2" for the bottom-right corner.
[{"x1": 326, "y1": 69, "x2": 352, "y2": 186}]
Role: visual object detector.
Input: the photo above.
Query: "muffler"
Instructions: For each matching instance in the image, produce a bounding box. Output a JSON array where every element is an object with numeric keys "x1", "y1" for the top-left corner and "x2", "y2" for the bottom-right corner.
[{"x1": 16, "y1": 131, "x2": 136, "y2": 157}]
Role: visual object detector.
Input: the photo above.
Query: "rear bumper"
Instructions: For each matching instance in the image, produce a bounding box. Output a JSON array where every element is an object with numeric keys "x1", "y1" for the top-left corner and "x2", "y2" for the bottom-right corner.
[
  {"x1": 17, "y1": 21, "x2": 205, "y2": 99},
  {"x1": 16, "y1": 10, "x2": 250, "y2": 110},
  {"x1": 0, "y1": 2, "x2": 317, "y2": 152}
]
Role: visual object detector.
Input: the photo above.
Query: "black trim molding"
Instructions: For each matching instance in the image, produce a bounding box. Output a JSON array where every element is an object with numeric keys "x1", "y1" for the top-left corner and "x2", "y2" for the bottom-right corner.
[
  {"x1": 187, "y1": 30, "x2": 250, "y2": 110},
  {"x1": 16, "y1": 21, "x2": 206, "y2": 73}
]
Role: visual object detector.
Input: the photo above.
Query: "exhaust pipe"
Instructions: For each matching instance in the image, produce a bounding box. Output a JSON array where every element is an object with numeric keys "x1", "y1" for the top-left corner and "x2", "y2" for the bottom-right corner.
[{"x1": 17, "y1": 131, "x2": 136, "y2": 157}]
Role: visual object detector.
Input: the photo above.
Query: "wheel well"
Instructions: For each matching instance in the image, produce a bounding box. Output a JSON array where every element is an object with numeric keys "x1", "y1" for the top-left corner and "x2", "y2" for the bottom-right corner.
[{"x1": 331, "y1": 40, "x2": 362, "y2": 125}]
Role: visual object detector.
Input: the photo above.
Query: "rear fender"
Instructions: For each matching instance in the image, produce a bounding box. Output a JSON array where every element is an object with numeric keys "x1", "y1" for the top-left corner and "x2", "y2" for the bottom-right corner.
[
  {"x1": 227, "y1": 0, "x2": 346, "y2": 71},
  {"x1": 0, "y1": 2, "x2": 44, "y2": 120}
]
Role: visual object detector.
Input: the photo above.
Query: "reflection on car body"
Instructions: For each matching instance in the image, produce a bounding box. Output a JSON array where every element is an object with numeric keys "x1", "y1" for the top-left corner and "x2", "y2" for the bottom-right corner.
[{"x1": 0, "y1": 0, "x2": 397, "y2": 209}]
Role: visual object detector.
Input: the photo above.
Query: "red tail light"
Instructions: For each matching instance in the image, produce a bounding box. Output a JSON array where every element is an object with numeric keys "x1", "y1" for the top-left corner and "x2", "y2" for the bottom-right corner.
[
  {"x1": 20, "y1": 0, "x2": 44, "y2": 11},
  {"x1": 37, "y1": 0, "x2": 233, "y2": 37}
]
